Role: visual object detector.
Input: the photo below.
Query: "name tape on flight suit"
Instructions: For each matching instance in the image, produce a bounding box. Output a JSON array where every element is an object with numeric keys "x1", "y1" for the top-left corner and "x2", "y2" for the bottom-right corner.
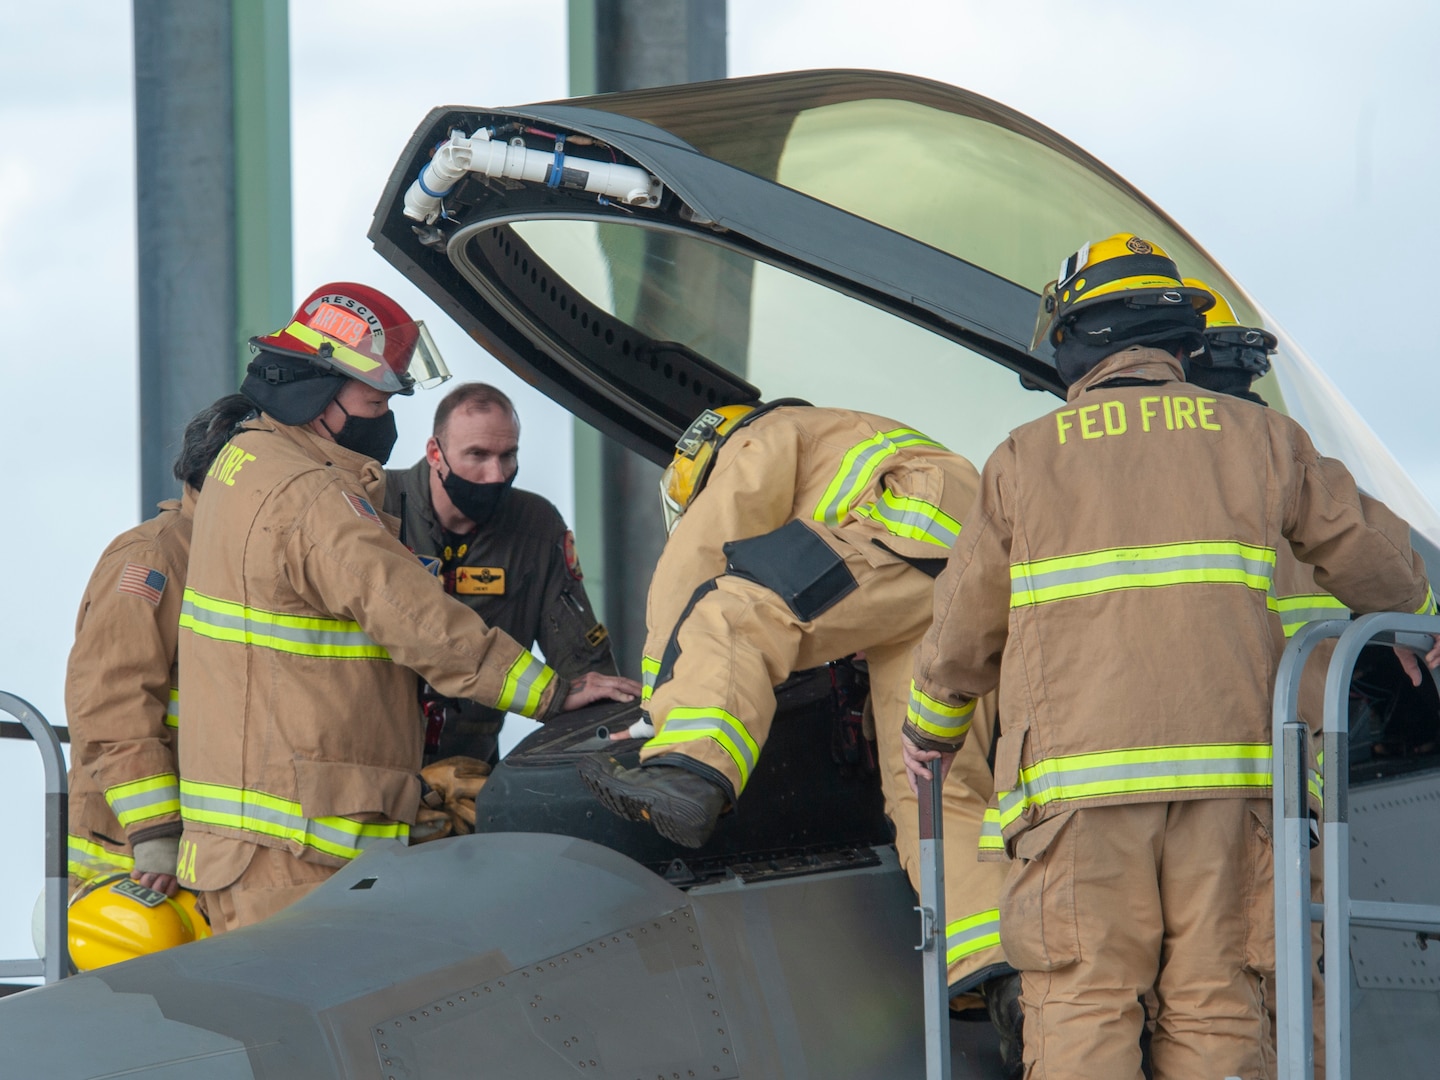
[{"x1": 456, "y1": 566, "x2": 505, "y2": 595}]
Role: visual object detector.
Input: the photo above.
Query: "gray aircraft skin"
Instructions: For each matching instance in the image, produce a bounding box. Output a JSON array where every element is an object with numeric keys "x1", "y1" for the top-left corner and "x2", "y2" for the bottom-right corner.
[{"x1": 3, "y1": 71, "x2": 1439, "y2": 1079}]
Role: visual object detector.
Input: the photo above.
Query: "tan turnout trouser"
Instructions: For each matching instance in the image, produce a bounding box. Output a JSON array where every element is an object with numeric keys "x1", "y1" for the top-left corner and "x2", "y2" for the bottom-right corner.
[
  {"x1": 641, "y1": 523, "x2": 1011, "y2": 990},
  {"x1": 1002, "y1": 799, "x2": 1274, "y2": 1080},
  {"x1": 197, "y1": 843, "x2": 336, "y2": 933}
]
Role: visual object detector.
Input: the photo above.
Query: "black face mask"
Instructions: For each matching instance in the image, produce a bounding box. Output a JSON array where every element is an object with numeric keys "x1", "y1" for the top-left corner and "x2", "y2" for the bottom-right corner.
[
  {"x1": 326, "y1": 401, "x2": 399, "y2": 464},
  {"x1": 438, "y1": 447, "x2": 516, "y2": 527}
]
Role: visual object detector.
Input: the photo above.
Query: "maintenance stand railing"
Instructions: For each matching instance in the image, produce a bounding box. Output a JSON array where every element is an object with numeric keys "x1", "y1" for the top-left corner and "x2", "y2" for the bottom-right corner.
[
  {"x1": 0, "y1": 692, "x2": 68, "y2": 986},
  {"x1": 1273, "y1": 613, "x2": 1440, "y2": 1080}
]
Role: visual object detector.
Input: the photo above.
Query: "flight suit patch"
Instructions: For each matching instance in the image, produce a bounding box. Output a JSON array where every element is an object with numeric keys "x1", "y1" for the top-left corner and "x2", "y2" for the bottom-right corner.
[
  {"x1": 585, "y1": 623, "x2": 609, "y2": 648},
  {"x1": 456, "y1": 567, "x2": 506, "y2": 595},
  {"x1": 563, "y1": 530, "x2": 584, "y2": 580}
]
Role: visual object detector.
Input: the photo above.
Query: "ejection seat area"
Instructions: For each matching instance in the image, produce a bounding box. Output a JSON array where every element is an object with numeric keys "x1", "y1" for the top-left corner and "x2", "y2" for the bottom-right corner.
[{"x1": 474, "y1": 660, "x2": 894, "y2": 885}]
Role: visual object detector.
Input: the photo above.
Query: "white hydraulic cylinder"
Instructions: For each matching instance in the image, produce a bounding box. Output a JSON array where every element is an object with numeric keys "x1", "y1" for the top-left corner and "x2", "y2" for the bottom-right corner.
[{"x1": 403, "y1": 127, "x2": 662, "y2": 224}]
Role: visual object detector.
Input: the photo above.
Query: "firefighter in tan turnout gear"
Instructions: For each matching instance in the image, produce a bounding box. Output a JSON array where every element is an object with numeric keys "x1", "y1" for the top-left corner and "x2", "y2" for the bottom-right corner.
[
  {"x1": 903, "y1": 233, "x2": 1439, "y2": 1080},
  {"x1": 65, "y1": 395, "x2": 255, "y2": 899},
  {"x1": 577, "y1": 402, "x2": 1019, "y2": 1055},
  {"x1": 1187, "y1": 278, "x2": 1347, "y2": 1079},
  {"x1": 176, "y1": 283, "x2": 639, "y2": 932}
]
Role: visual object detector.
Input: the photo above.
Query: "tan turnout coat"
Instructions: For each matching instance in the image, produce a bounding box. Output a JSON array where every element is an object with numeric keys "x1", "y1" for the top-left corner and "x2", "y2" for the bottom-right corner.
[
  {"x1": 177, "y1": 414, "x2": 564, "y2": 890},
  {"x1": 65, "y1": 490, "x2": 194, "y2": 889},
  {"x1": 909, "y1": 348, "x2": 1433, "y2": 855}
]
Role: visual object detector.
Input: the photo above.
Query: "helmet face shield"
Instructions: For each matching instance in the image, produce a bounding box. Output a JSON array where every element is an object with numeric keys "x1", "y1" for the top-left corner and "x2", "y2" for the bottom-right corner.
[
  {"x1": 408, "y1": 321, "x2": 451, "y2": 389},
  {"x1": 1030, "y1": 279, "x2": 1059, "y2": 351}
]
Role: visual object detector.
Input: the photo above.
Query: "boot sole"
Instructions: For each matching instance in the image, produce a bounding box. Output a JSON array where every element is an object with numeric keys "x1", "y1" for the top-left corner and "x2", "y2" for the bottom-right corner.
[{"x1": 576, "y1": 757, "x2": 716, "y2": 849}]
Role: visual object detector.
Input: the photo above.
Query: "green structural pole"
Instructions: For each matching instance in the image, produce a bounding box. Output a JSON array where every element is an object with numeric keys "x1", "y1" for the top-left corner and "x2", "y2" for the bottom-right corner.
[
  {"x1": 568, "y1": 0, "x2": 607, "y2": 630},
  {"x1": 134, "y1": 0, "x2": 292, "y2": 514},
  {"x1": 567, "y1": 0, "x2": 727, "y2": 674},
  {"x1": 231, "y1": 0, "x2": 293, "y2": 378}
]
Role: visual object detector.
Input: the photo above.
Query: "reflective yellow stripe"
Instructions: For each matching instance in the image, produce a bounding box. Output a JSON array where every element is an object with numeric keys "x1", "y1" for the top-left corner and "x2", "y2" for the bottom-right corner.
[
  {"x1": 979, "y1": 807, "x2": 1004, "y2": 852},
  {"x1": 906, "y1": 682, "x2": 975, "y2": 741},
  {"x1": 641, "y1": 655, "x2": 661, "y2": 702},
  {"x1": 1417, "y1": 585, "x2": 1437, "y2": 616},
  {"x1": 947, "y1": 909, "x2": 1002, "y2": 965},
  {"x1": 104, "y1": 773, "x2": 180, "y2": 828},
  {"x1": 285, "y1": 320, "x2": 382, "y2": 373},
  {"x1": 647, "y1": 706, "x2": 760, "y2": 791},
  {"x1": 990, "y1": 742, "x2": 1273, "y2": 829},
  {"x1": 68, "y1": 835, "x2": 134, "y2": 880},
  {"x1": 1311, "y1": 748, "x2": 1324, "y2": 808},
  {"x1": 495, "y1": 651, "x2": 556, "y2": 717},
  {"x1": 854, "y1": 488, "x2": 961, "y2": 548},
  {"x1": 813, "y1": 428, "x2": 945, "y2": 527},
  {"x1": 1011, "y1": 541, "x2": 1276, "y2": 608},
  {"x1": 180, "y1": 779, "x2": 408, "y2": 860},
  {"x1": 180, "y1": 588, "x2": 391, "y2": 660},
  {"x1": 165, "y1": 686, "x2": 179, "y2": 729},
  {"x1": 1272, "y1": 592, "x2": 1350, "y2": 638}
]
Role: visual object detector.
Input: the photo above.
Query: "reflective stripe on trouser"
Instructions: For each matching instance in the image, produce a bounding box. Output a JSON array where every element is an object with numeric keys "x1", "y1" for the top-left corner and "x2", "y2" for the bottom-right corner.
[
  {"x1": 1004, "y1": 800, "x2": 1273, "y2": 1080},
  {"x1": 853, "y1": 488, "x2": 961, "y2": 548},
  {"x1": 812, "y1": 428, "x2": 945, "y2": 527},
  {"x1": 1010, "y1": 540, "x2": 1276, "y2": 608},
  {"x1": 166, "y1": 686, "x2": 179, "y2": 729},
  {"x1": 180, "y1": 779, "x2": 408, "y2": 861},
  {"x1": 179, "y1": 587, "x2": 392, "y2": 660},
  {"x1": 986, "y1": 742, "x2": 1272, "y2": 841},
  {"x1": 68, "y1": 835, "x2": 133, "y2": 882},
  {"x1": 641, "y1": 531, "x2": 934, "y2": 797},
  {"x1": 105, "y1": 773, "x2": 181, "y2": 829},
  {"x1": 494, "y1": 651, "x2": 556, "y2": 717},
  {"x1": 641, "y1": 655, "x2": 660, "y2": 702},
  {"x1": 865, "y1": 648, "x2": 1012, "y2": 992}
]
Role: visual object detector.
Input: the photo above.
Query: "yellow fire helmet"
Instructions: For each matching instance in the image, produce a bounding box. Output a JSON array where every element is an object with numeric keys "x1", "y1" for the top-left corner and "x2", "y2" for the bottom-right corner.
[
  {"x1": 1186, "y1": 276, "x2": 1278, "y2": 352},
  {"x1": 67, "y1": 874, "x2": 209, "y2": 972},
  {"x1": 660, "y1": 404, "x2": 757, "y2": 535},
  {"x1": 1032, "y1": 233, "x2": 1213, "y2": 350}
]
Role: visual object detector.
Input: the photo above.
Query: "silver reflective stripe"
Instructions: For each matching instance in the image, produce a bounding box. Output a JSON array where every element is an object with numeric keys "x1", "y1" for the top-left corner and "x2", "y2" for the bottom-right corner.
[
  {"x1": 661, "y1": 714, "x2": 758, "y2": 777},
  {"x1": 180, "y1": 598, "x2": 386, "y2": 653},
  {"x1": 869, "y1": 497, "x2": 960, "y2": 547},
  {"x1": 907, "y1": 692, "x2": 972, "y2": 737},
  {"x1": 180, "y1": 790, "x2": 398, "y2": 856},
  {"x1": 1018, "y1": 753, "x2": 1270, "y2": 807},
  {"x1": 508, "y1": 655, "x2": 547, "y2": 709},
  {"x1": 108, "y1": 784, "x2": 180, "y2": 823},
  {"x1": 1014, "y1": 551, "x2": 1274, "y2": 597},
  {"x1": 815, "y1": 430, "x2": 939, "y2": 526},
  {"x1": 947, "y1": 910, "x2": 1001, "y2": 962}
]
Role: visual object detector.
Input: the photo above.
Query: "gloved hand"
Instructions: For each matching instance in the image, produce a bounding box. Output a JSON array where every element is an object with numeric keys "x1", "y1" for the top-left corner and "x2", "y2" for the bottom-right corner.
[
  {"x1": 420, "y1": 756, "x2": 492, "y2": 835},
  {"x1": 130, "y1": 835, "x2": 180, "y2": 897},
  {"x1": 410, "y1": 805, "x2": 454, "y2": 844}
]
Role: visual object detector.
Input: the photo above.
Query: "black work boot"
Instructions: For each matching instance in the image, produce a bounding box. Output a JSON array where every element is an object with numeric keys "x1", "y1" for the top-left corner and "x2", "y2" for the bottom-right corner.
[
  {"x1": 980, "y1": 973, "x2": 1024, "y2": 1080},
  {"x1": 577, "y1": 756, "x2": 727, "y2": 849}
]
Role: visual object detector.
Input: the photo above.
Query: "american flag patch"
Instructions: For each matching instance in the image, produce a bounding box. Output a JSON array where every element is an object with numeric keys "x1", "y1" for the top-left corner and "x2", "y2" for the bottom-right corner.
[
  {"x1": 117, "y1": 563, "x2": 167, "y2": 605},
  {"x1": 343, "y1": 491, "x2": 383, "y2": 527}
]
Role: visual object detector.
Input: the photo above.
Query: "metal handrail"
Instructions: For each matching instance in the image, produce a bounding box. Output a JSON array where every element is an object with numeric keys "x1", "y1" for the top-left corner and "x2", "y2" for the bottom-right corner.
[
  {"x1": 916, "y1": 768, "x2": 950, "y2": 1080},
  {"x1": 0, "y1": 692, "x2": 68, "y2": 984},
  {"x1": 1272, "y1": 613, "x2": 1440, "y2": 1080}
]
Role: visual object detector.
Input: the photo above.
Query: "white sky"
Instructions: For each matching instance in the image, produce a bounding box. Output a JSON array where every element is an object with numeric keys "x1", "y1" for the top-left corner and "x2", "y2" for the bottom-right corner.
[{"x1": 1, "y1": 0, "x2": 1437, "y2": 969}]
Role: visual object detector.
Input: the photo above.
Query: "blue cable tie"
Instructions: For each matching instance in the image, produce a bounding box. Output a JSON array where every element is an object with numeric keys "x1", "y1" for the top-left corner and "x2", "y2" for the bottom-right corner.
[{"x1": 547, "y1": 135, "x2": 566, "y2": 189}]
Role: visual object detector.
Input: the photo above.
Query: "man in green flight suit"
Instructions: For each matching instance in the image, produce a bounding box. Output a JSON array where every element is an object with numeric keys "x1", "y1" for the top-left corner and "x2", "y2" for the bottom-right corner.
[{"x1": 386, "y1": 382, "x2": 617, "y2": 765}]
